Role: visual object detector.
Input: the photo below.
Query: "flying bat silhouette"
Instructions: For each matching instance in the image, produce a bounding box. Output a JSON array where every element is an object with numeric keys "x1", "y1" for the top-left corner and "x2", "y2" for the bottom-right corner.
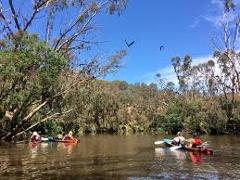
[
  {"x1": 125, "y1": 40, "x2": 135, "y2": 47},
  {"x1": 159, "y1": 45, "x2": 165, "y2": 51}
]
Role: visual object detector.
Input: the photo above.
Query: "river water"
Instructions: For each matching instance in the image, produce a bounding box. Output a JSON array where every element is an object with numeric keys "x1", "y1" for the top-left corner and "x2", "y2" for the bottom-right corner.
[{"x1": 0, "y1": 134, "x2": 240, "y2": 179}]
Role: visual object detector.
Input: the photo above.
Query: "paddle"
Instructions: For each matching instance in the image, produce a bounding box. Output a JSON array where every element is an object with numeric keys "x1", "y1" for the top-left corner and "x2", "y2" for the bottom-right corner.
[
  {"x1": 170, "y1": 145, "x2": 182, "y2": 151},
  {"x1": 41, "y1": 137, "x2": 49, "y2": 142},
  {"x1": 14, "y1": 140, "x2": 29, "y2": 144},
  {"x1": 154, "y1": 139, "x2": 172, "y2": 145},
  {"x1": 196, "y1": 141, "x2": 210, "y2": 148},
  {"x1": 154, "y1": 140, "x2": 165, "y2": 145}
]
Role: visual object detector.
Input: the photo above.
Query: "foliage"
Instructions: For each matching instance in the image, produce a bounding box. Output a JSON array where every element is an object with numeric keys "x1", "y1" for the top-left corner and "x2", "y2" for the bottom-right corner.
[
  {"x1": 2, "y1": 0, "x2": 240, "y2": 141},
  {"x1": 0, "y1": 34, "x2": 67, "y2": 140}
]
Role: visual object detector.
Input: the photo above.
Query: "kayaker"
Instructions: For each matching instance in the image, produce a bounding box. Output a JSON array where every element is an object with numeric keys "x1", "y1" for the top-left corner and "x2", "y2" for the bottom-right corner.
[
  {"x1": 57, "y1": 133, "x2": 63, "y2": 140},
  {"x1": 172, "y1": 131, "x2": 185, "y2": 146},
  {"x1": 186, "y1": 132, "x2": 202, "y2": 148},
  {"x1": 30, "y1": 131, "x2": 41, "y2": 142},
  {"x1": 62, "y1": 131, "x2": 74, "y2": 141}
]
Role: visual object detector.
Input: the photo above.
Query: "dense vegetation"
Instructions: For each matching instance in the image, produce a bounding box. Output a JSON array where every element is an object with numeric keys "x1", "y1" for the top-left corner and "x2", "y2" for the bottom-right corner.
[
  {"x1": 55, "y1": 77, "x2": 240, "y2": 136},
  {"x1": 1, "y1": 0, "x2": 240, "y2": 141}
]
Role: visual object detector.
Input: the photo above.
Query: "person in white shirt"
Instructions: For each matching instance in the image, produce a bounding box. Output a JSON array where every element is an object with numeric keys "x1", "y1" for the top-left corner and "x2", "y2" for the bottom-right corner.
[{"x1": 172, "y1": 131, "x2": 185, "y2": 146}]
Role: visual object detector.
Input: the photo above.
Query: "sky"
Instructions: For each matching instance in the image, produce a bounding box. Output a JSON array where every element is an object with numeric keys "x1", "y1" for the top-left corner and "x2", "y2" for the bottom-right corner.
[
  {"x1": 0, "y1": 0, "x2": 231, "y2": 85},
  {"x1": 94, "y1": 0, "x2": 226, "y2": 84}
]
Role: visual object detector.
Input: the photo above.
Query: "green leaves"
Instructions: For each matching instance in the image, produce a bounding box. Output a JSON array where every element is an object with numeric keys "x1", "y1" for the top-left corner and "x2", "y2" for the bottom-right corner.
[
  {"x1": 224, "y1": 0, "x2": 235, "y2": 12},
  {"x1": 0, "y1": 33, "x2": 68, "y2": 138}
]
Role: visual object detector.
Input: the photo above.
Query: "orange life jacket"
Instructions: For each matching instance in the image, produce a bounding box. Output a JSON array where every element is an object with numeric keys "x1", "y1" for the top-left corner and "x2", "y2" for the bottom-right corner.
[{"x1": 192, "y1": 138, "x2": 202, "y2": 147}]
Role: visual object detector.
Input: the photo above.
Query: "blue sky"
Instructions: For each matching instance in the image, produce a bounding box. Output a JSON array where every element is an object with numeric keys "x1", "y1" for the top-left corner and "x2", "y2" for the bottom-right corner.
[
  {"x1": 95, "y1": 0, "x2": 225, "y2": 84},
  {"x1": 1, "y1": 0, "x2": 229, "y2": 84}
]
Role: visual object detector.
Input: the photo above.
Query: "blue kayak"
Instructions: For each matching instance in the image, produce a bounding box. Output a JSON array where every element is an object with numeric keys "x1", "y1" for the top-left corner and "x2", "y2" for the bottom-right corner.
[{"x1": 163, "y1": 139, "x2": 174, "y2": 147}]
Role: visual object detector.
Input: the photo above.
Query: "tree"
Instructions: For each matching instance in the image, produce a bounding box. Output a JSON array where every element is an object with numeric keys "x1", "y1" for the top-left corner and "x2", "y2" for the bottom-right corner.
[
  {"x1": 224, "y1": 0, "x2": 235, "y2": 12},
  {"x1": 0, "y1": 34, "x2": 68, "y2": 140},
  {"x1": 0, "y1": 0, "x2": 128, "y2": 141},
  {"x1": 171, "y1": 55, "x2": 192, "y2": 93}
]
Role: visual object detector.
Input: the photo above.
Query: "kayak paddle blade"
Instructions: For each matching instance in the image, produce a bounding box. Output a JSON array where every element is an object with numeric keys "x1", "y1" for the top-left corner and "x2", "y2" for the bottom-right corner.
[
  {"x1": 154, "y1": 141, "x2": 164, "y2": 145},
  {"x1": 170, "y1": 145, "x2": 182, "y2": 151}
]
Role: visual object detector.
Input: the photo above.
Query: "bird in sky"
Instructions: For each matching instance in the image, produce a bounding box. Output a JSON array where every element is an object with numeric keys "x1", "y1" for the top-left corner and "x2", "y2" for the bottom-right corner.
[
  {"x1": 125, "y1": 40, "x2": 135, "y2": 47},
  {"x1": 159, "y1": 45, "x2": 165, "y2": 51}
]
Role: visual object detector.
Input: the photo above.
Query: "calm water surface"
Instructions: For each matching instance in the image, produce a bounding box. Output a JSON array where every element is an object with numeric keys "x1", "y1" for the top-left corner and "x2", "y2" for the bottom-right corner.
[{"x1": 0, "y1": 135, "x2": 240, "y2": 179}]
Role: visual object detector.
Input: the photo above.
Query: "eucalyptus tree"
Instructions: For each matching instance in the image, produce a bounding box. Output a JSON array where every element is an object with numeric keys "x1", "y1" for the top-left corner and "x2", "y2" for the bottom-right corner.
[
  {"x1": 171, "y1": 55, "x2": 192, "y2": 93},
  {"x1": 0, "y1": 0, "x2": 128, "y2": 141}
]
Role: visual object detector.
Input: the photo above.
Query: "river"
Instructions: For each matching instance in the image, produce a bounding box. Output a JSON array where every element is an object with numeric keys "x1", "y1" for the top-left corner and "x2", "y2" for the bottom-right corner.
[{"x1": 0, "y1": 134, "x2": 240, "y2": 179}]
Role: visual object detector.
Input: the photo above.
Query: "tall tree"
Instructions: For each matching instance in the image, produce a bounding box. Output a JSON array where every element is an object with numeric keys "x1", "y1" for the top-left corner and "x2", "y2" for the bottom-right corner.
[{"x1": 0, "y1": 0, "x2": 128, "y2": 141}]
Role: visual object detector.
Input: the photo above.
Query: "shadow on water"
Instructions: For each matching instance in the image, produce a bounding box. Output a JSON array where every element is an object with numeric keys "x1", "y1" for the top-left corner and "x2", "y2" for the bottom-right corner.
[{"x1": 0, "y1": 135, "x2": 240, "y2": 179}]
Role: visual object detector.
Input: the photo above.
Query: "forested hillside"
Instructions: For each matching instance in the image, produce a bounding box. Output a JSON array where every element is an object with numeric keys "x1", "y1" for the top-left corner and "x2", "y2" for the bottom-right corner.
[{"x1": 1, "y1": 0, "x2": 240, "y2": 142}]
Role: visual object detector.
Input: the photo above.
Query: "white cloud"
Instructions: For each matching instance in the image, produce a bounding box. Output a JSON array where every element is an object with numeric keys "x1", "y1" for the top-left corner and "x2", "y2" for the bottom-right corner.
[
  {"x1": 191, "y1": 0, "x2": 240, "y2": 28},
  {"x1": 141, "y1": 55, "x2": 212, "y2": 85},
  {"x1": 188, "y1": 0, "x2": 223, "y2": 29},
  {"x1": 189, "y1": 18, "x2": 200, "y2": 29},
  {"x1": 211, "y1": 0, "x2": 224, "y2": 8}
]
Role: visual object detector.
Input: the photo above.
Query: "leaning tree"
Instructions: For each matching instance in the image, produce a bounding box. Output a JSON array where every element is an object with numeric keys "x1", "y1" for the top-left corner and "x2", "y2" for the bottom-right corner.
[{"x1": 0, "y1": 0, "x2": 128, "y2": 141}]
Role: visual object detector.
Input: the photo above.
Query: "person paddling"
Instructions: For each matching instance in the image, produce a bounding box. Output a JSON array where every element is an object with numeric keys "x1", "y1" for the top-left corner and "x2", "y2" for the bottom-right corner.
[
  {"x1": 186, "y1": 132, "x2": 202, "y2": 148},
  {"x1": 172, "y1": 131, "x2": 185, "y2": 146},
  {"x1": 30, "y1": 131, "x2": 41, "y2": 142},
  {"x1": 62, "y1": 131, "x2": 75, "y2": 141}
]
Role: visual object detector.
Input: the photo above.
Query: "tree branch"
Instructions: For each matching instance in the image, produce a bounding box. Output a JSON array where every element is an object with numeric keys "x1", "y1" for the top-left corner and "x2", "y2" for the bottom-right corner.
[
  {"x1": 0, "y1": 10, "x2": 14, "y2": 37},
  {"x1": 8, "y1": 0, "x2": 21, "y2": 30},
  {"x1": 23, "y1": 100, "x2": 48, "y2": 122},
  {"x1": 23, "y1": 0, "x2": 50, "y2": 32},
  {"x1": 13, "y1": 109, "x2": 73, "y2": 139},
  {"x1": 55, "y1": 12, "x2": 96, "y2": 52}
]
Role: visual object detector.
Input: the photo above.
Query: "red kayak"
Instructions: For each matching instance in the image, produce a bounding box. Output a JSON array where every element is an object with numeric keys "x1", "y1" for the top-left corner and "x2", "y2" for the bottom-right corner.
[
  {"x1": 163, "y1": 139, "x2": 213, "y2": 155},
  {"x1": 56, "y1": 138, "x2": 78, "y2": 144},
  {"x1": 182, "y1": 146, "x2": 213, "y2": 155},
  {"x1": 29, "y1": 138, "x2": 79, "y2": 144}
]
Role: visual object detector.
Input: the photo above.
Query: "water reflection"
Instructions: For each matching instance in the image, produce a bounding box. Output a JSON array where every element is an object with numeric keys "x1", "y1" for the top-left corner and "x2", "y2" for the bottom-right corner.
[
  {"x1": 58, "y1": 142, "x2": 77, "y2": 156},
  {"x1": 28, "y1": 142, "x2": 78, "y2": 158},
  {"x1": 29, "y1": 143, "x2": 38, "y2": 159},
  {"x1": 0, "y1": 135, "x2": 240, "y2": 179},
  {"x1": 189, "y1": 151, "x2": 203, "y2": 164},
  {"x1": 170, "y1": 149, "x2": 186, "y2": 161},
  {"x1": 155, "y1": 147, "x2": 207, "y2": 165}
]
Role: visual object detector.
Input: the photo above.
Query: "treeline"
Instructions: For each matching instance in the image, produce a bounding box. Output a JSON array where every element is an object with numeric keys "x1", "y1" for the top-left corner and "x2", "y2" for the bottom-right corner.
[
  {"x1": 49, "y1": 78, "x2": 240, "y2": 136},
  {"x1": 53, "y1": 0, "x2": 240, "y2": 136},
  {"x1": 1, "y1": 0, "x2": 240, "y2": 141}
]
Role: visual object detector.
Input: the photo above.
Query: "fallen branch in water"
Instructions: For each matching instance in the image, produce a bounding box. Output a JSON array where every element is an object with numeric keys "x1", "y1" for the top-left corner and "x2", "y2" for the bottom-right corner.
[{"x1": 12, "y1": 109, "x2": 73, "y2": 140}]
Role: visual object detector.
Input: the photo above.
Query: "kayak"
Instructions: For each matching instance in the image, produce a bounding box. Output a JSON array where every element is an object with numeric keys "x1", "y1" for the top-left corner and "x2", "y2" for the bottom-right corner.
[
  {"x1": 182, "y1": 146, "x2": 213, "y2": 155},
  {"x1": 163, "y1": 139, "x2": 174, "y2": 147},
  {"x1": 55, "y1": 138, "x2": 78, "y2": 144},
  {"x1": 30, "y1": 137, "x2": 79, "y2": 144},
  {"x1": 162, "y1": 139, "x2": 213, "y2": 155}
]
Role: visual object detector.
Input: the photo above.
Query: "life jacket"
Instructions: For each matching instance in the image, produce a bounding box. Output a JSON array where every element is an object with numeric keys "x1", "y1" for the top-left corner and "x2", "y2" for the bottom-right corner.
[
  {"x1": 31, "y1": 135, "x2": 40, "y2": 142},
  {"x1": 63, "y1": 135, "x2": 72, "y2": 141},
  {"x1": 192, "y1": 138, "x2": 202, "y2": 147}
]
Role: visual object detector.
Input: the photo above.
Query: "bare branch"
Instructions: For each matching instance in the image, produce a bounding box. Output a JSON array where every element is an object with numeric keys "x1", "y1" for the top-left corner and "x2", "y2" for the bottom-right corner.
[
  {"x1": 54, "y1": 1, "x2": 109, "y2": 52},
  {"x1": 23, "y1": 0, "x2": 50, "y2": 32},
  {"x1": 56, "y1": 13, "x2": 97, "y2": 52},
  {"x1": 22, "y1": 100, "x2": 48, "y2": 122},
  {"x1": 45, "y1": 12, "x2": 53, "y2": 43},
  {"x1": 13, "y1": 108, "x2": 72, "y2": 139},
  {"x1": 232, "y1": 17, "x2": 240, "y2": 50},
  {"x1": 8, "y1": 0, "x2": 21, "y2": 30},
  {"x1": 0, "y1": 8, "x2": 14, "y2": 37}
]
